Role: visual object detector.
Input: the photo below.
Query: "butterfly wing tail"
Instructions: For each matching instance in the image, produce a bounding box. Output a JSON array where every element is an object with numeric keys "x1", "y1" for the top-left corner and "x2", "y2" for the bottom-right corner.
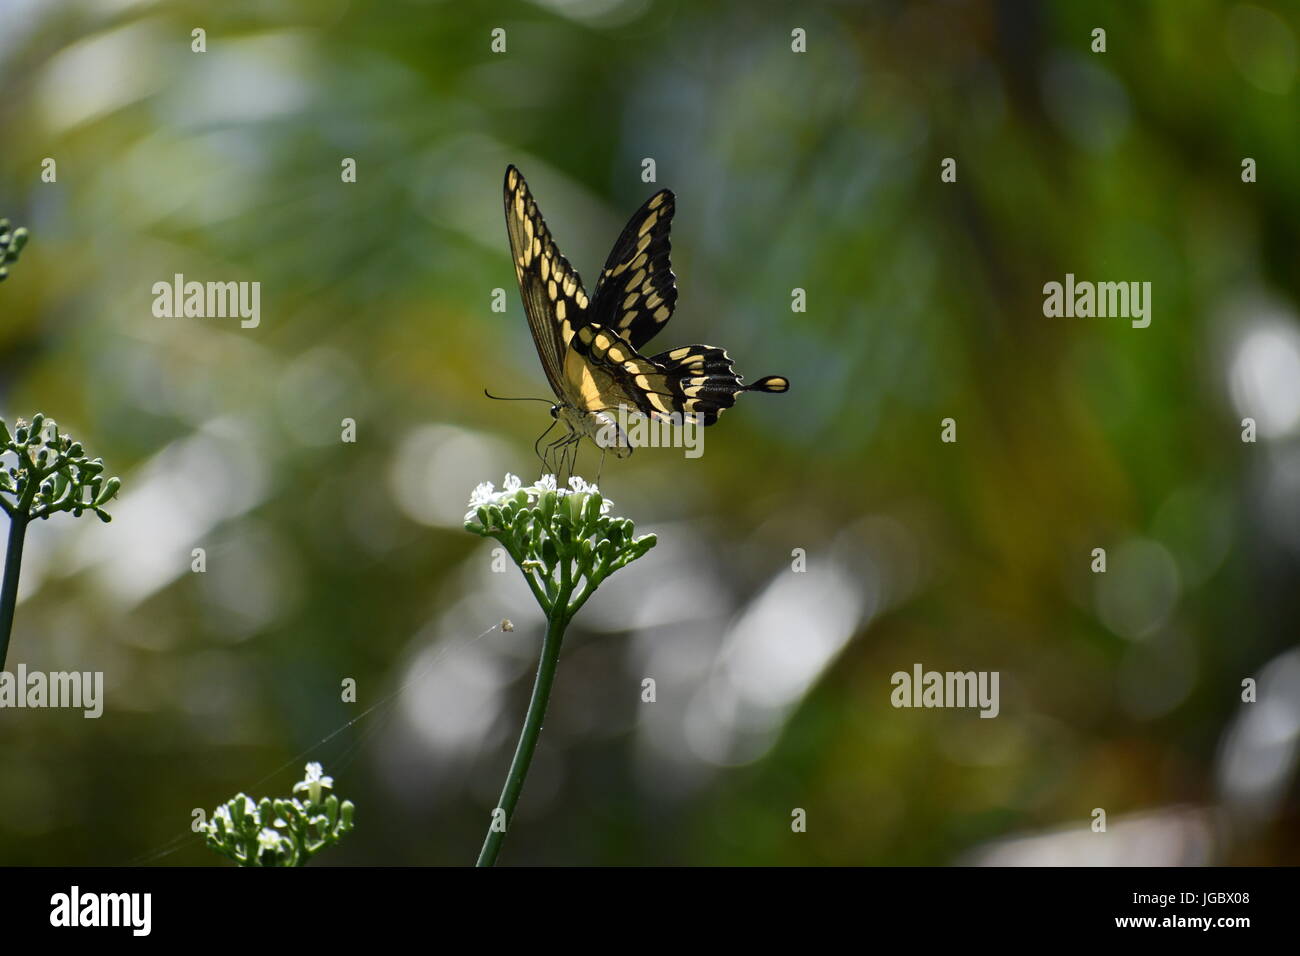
[{"x1": 745, "y1": 375, "x2": 789, "y2": 393}]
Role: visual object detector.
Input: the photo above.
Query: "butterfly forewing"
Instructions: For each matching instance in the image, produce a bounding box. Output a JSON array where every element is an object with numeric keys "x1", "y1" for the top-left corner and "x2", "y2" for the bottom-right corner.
[
  {"x1": 591, "y1": 189, "x2": 678, "y2": 351},
  {"x1": 503, "y1": 165, "x2": 591, "y2": 401}
]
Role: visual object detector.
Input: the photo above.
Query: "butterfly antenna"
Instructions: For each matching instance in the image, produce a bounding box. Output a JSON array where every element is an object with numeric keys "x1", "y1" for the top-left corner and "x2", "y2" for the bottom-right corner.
[{"x1": 484, "y1": 389, "x2": 555, "y2": 404}]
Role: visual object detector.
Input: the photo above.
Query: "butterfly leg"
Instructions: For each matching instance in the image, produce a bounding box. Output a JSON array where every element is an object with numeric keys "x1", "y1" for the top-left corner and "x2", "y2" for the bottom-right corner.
[
  {"x1": 555, "y1": 436, "x2": 573, "y2": 484},
  {"x1": 533, "y1": 420, "x2": 560, "y2": 477},
  {"x1": 556, "y1": 433, "x2": 580, "y2": 484},
  {"x1": 542, "y1": 430, "x2": 573, "y2": 479},
  {"x1": 542, "y1": 431, "x2": 568, "y2": 462}
]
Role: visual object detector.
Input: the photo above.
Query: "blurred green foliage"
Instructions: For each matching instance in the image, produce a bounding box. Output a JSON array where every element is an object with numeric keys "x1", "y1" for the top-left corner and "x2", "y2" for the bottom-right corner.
[{"x1": 0, "y1": 0, "x2": 1297, "y2": 865}]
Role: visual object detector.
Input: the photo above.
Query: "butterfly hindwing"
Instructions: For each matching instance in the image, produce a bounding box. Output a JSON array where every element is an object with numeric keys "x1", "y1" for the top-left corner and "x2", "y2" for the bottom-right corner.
[
  {"x1": 591, "y1": 189, "x2": 678, "y2": 351},
  {"x1": 569, "y1": 327, "x2": 791, "y2": 427},
  {"x1": 503, "y1": 165, "x2": 592, "y2": 401},
  {"x1": 565, "y1": 322, "x2": 668, "y2": 416},
  {"x1": 645, "y1": 345, "x2": 790, "y2": 425}
]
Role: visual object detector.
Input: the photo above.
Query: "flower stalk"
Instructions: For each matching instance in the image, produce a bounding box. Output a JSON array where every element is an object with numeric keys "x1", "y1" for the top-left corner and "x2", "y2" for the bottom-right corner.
[
  {"x1": 0, "y1": 414, "x2": 121, "y2": 668},
  {"x1": 465, "y1": 474, "x2": 656, "y2": 866}
]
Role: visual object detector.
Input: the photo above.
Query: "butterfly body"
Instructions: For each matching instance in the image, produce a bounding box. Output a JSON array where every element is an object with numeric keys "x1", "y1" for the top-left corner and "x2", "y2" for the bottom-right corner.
[
  {"x1": 503, "y1": 165, "x2": 787, "y2": 473},
  {"x1": 553, "y1": 399, "x2": 632, "y2": 461}
]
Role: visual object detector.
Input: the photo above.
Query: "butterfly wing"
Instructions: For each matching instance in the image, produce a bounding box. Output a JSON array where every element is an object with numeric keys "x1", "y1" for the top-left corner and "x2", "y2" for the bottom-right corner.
[
  {"x1": 566, "y1": 326, "x2": 789, "y2": 427},
  {"x1": 590, "y1": 189, "x2": 678, "y2": 351},
  {"x1": 503, "y1": 165, "x2": 592, "y2": 401},
  {"x1": 562, "y1": 322, "x2": 667, "y2": 416},
  {"x1": 642, "y1": 345, "x2": 789, "y2": 425}
]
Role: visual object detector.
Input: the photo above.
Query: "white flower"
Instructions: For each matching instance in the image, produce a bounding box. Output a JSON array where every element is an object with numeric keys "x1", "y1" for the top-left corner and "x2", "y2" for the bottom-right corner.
[
  {"x1": 294, "y1": 761, "x2": 334, "y2": 805},
  {"x1": 464, "y1": 474, "x2": 612, "y2": 524},
  {"x1": 468, "y1": 480, "x2": 495, "y2": 510}
]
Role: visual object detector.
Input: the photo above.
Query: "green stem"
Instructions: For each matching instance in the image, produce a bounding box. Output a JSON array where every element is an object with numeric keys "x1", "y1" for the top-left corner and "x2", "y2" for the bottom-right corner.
[
  {"x1": 0, "y1": 513, "x2": 29, "y2": 669},
  {"x1": 476, "y1": 597, "x2": 569, "y2": 867}
]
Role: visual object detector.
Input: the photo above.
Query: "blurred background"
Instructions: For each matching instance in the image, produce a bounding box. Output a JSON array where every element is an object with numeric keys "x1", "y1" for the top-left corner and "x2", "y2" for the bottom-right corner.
[{"x1": 1, "y1": 0, "x2": 1298, "y2": 866}]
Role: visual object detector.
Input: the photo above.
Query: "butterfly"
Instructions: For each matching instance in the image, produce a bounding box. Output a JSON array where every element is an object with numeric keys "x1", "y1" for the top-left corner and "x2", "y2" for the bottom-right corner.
[{"x1": 502, "y1": 164, "x2": 788, "y2": 477}]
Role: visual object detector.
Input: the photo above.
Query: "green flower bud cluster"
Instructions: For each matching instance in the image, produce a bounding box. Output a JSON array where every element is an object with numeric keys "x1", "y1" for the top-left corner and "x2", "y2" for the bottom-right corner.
[
  {"x1": 0, "y1": 219, "x2": 27, "y2": 282},
  {"x1": 465, "y1": 474, "x2": 656, "y2": 618},
  {"x1": 0, "y1": 414, "x2": 121, "y2": 522},
  {"x1": 203, "y1": 763, "x2": 355, "y2": 867}
]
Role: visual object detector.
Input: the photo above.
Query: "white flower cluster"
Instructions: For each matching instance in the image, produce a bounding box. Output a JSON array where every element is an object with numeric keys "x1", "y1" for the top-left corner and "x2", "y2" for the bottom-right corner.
[{"x1": 465, "y1": 473, "x2": 612, "y2": 523}]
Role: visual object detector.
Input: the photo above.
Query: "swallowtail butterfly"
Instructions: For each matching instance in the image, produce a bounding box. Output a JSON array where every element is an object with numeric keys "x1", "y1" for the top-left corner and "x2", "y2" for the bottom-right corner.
[{"x1": 502, "y1": 165, "x2": 788, "y2": 473}]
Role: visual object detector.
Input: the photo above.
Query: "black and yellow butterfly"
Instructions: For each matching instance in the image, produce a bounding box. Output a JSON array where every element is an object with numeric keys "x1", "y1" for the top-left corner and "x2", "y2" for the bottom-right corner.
[{"x1": 503, "y1": 164, "x2": 788, "y2": 475}]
